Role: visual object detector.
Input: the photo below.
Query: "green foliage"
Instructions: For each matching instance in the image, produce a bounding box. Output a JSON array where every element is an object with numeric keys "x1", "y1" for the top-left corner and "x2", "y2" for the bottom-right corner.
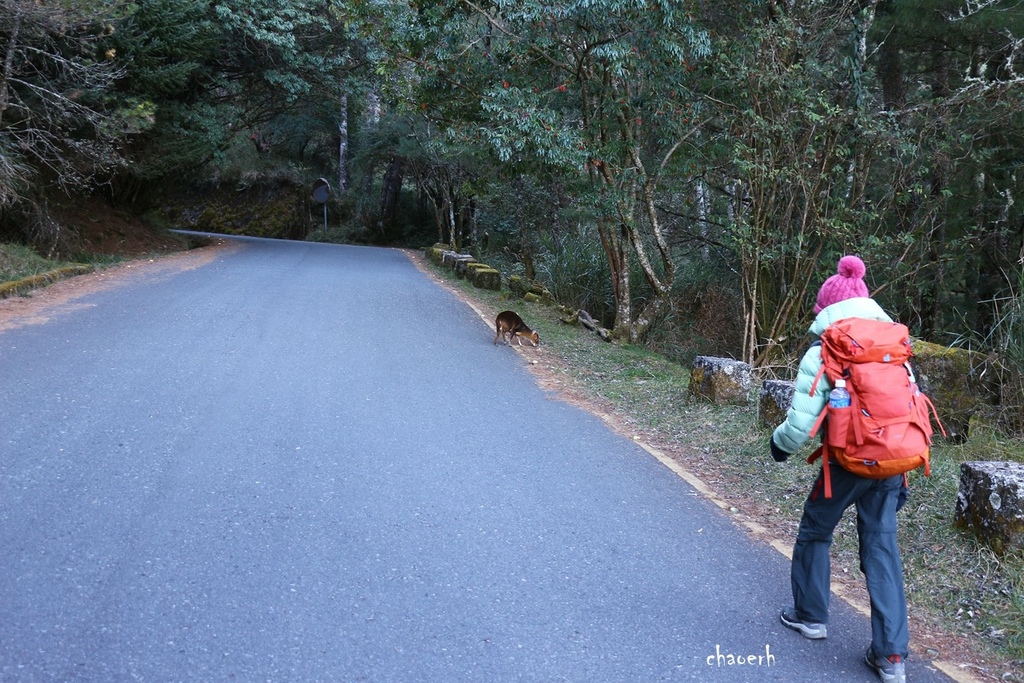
[
  {"x1": 359, "y1": 0, "x2": 713, "y2": 340},
  {"x1": 958, "y1": 265, "x2": 1024, "y2": 437},
  {"x1": 96, "y1": 0, "x2": 359, "y2": 203},
  {"x1": 5, "y1": 0, "x2": 1024, "y2": 403},
  {"x1": 865, "y1": 0, "x2": 1024, "y2": 340},
  {"x1": 211, "y1": 0, "x2": 342, "y2": 102},
  {"x1": 104, "y1": 0, "x2": 225, "y2": 181},
  {"x1": 679, "y1": 0, "x2": 1024, "y2": 367},
  {"x1": 534, "y1": 226, "x2": 612, "y2": 320},
  {"x1": 705, "y1": 0, "x2": 900, "y2": 363}
]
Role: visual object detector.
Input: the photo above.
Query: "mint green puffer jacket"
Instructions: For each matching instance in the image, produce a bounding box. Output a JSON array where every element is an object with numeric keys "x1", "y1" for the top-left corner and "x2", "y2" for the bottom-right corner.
[{"x1": 771, "y1": 297, "x2": 893, "y2": 454}]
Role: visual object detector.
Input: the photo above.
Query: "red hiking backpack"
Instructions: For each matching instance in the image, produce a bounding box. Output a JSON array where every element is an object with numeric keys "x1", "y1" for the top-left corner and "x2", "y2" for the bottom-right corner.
[{"x1": 807, "y1": 317, "x2": 944, "y2": 498}]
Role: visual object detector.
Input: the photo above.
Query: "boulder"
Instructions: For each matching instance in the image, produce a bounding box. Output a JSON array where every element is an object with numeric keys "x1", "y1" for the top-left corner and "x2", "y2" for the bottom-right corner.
[
  {"x1": 425, "y1": 246, "x2": 446, "y2": 265},
  {"x1": 508, "y1": 275, "x2": 556, "y2": 305},
  {"x1": 759, "y1": 379, "x2": 795, "y2": 428},
  {"x1": 464, "y1": 262, "x2": 491, "y2": 280},
  {"x1": 469, "y1": 266, "x2": 501, "y2": 291},
  {"x1": 912, "y1": 340, "x2": 998, "y2": 443},
  {"x1": 688, "y1": 356, "x2": 752, "y2": 405},
  {"x1": 506, "y1": 275, "x2": 531, "y2": 297},
  {"x1": 557, "y1": 307, "x2": 611, "y2": 341},
  {"x1": 441, "y1": 250, "x2": 474, "y2": 269},
  {"x1": 452, "y1": 256, "x2": 478, "y2": 279},
  {"x1": 954, "y1": 461, "x2": 1024, "y2": 555}
]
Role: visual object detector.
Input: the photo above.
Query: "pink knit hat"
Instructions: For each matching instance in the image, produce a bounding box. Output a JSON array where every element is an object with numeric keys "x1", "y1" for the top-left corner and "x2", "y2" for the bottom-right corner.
[{"x1": 814, "y1": 255, "x2": 869, "y2": 314}]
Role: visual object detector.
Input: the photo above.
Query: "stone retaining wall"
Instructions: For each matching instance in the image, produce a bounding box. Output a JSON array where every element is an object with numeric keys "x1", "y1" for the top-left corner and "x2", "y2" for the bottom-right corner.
[{"x1": 427, "y1": 245, "x2": 500, "y2": 291}]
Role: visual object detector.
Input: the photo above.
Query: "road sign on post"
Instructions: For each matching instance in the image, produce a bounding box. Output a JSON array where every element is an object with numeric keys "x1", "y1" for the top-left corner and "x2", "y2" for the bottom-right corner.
[{"x1": 311, "y1": 178, "x2": 330, "y2": 232}]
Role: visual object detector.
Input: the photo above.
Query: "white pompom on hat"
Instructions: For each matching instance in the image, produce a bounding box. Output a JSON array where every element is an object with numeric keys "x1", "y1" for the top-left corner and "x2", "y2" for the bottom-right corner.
[{"x1": 813, "y1": 255, "x2": 869, "y2": 314}]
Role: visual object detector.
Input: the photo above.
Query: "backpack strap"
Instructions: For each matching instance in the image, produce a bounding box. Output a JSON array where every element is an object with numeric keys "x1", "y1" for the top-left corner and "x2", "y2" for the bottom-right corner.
[
  {"x1": 809, "y1": 401, "x2": 827, "y2": 439},
  {"x1": 807, "y1": 340, "x2": 830, "y2": 439},
  {"x1": 920, "y1": 391, "x2": 947, "y2": 441},
  {"x1": 848, "y1": 388, "x2": 865, "y2": 446},
  {"x1": 804, "y1": 341, "x2": 833, "y2": 497},
  {"x1": 807, "y1": 340, "x2": 825, "y2": 397},
  {"x1": 917, "y1": 392, "x2": 944, "y2": 477},
  {"x1": 807, "y1": 445, "x2": 832, "y2": 498}
]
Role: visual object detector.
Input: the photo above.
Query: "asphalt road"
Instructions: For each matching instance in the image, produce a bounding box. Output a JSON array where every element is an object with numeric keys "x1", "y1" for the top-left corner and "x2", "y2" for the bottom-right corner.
[{"x1": 0, "y1": 237, "x2": 959, "y2": 682}]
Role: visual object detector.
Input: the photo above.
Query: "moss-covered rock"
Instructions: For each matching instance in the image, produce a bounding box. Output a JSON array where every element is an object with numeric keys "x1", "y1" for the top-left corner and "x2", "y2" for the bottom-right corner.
[
  {"x1": 441, "y1": 250, "x2": 473, "y2": 269},
  {"x1": 464, "y1": 262, "x2": 490, "y2": 278},
  {"x1": 759, "y1": 379, "x2": 795, "y2": 429},
  {"x1": 508, "y1": 275, "x2": 556, "y2": 305},
  {"x1": 452, "y1": 257, "x2": 478, "y2": 279},
  {"x1": 912, "y1": 340, "x2": 997, "y2": 443},
  {"x1": 688, "y1": 356, "x2": 752, "y2": 405},
  {"x1": 425, "y1": 246, "x2": 447, "y2": 265},
  {"x1": 954, "y1": 461, "x2": 1024, "y2": 555},
  {"x1": 469, "y1": 266, "x2": 501, "y2": 290}
]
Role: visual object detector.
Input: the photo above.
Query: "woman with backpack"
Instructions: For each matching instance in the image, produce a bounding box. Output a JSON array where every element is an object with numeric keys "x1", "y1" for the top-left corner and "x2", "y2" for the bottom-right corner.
[{"x1": 769, "y1": 255, "x2": 916, "y2": 683}]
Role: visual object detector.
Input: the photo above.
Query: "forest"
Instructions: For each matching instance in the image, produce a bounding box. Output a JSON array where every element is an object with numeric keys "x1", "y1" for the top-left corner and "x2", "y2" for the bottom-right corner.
[{"x1": 3, "y1": 0, "x2": 1024, "y2": 418}]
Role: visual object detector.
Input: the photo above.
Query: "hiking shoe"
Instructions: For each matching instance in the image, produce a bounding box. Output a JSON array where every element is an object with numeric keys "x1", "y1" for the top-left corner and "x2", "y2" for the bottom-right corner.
[
  {"x1": 865, "y1": 648, "x2": 906, "y2": 683},
  {"x1": 780, "y1": 608, "x2": 827, "y2": 639}
]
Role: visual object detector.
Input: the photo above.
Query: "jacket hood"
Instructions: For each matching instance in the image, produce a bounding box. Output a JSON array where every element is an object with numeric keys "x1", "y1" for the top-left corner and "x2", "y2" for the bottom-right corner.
[{"x1": 808, "y1": 297, "x2": 892, "y2": 338}]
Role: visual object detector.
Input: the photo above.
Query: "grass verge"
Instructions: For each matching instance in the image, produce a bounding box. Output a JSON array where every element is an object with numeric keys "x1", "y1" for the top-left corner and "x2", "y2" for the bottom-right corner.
[
  {"x1": 416, "y1": 251, "x2": 1024, "y2": 682},
  {"x1": 0, "y1": 243, "x2": 87, "y2": 282}
]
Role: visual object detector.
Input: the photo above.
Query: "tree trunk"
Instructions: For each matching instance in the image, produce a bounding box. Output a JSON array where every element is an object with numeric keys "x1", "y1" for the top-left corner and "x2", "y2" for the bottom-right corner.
[
  {"x1": 366, "y1": 90, "x2": 381, "y2": 126},
  {"x1": 621, "y1": 131, "x2": 676, "y2": 343},
  {"x1": 337, "y1": 93, "x2": 349, "y2": 193},
  {"x1": 0, "y1": 6, "x2": 22, "y2": 118},
  {"x1": 598, "y1": 217, "x2": 631, "y2": 340}
]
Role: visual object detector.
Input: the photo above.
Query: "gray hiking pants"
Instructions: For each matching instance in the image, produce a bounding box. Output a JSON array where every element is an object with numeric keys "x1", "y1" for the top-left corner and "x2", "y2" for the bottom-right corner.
[{"x1": 790, "y1": 462, "x2": 909, "y2": 659}]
